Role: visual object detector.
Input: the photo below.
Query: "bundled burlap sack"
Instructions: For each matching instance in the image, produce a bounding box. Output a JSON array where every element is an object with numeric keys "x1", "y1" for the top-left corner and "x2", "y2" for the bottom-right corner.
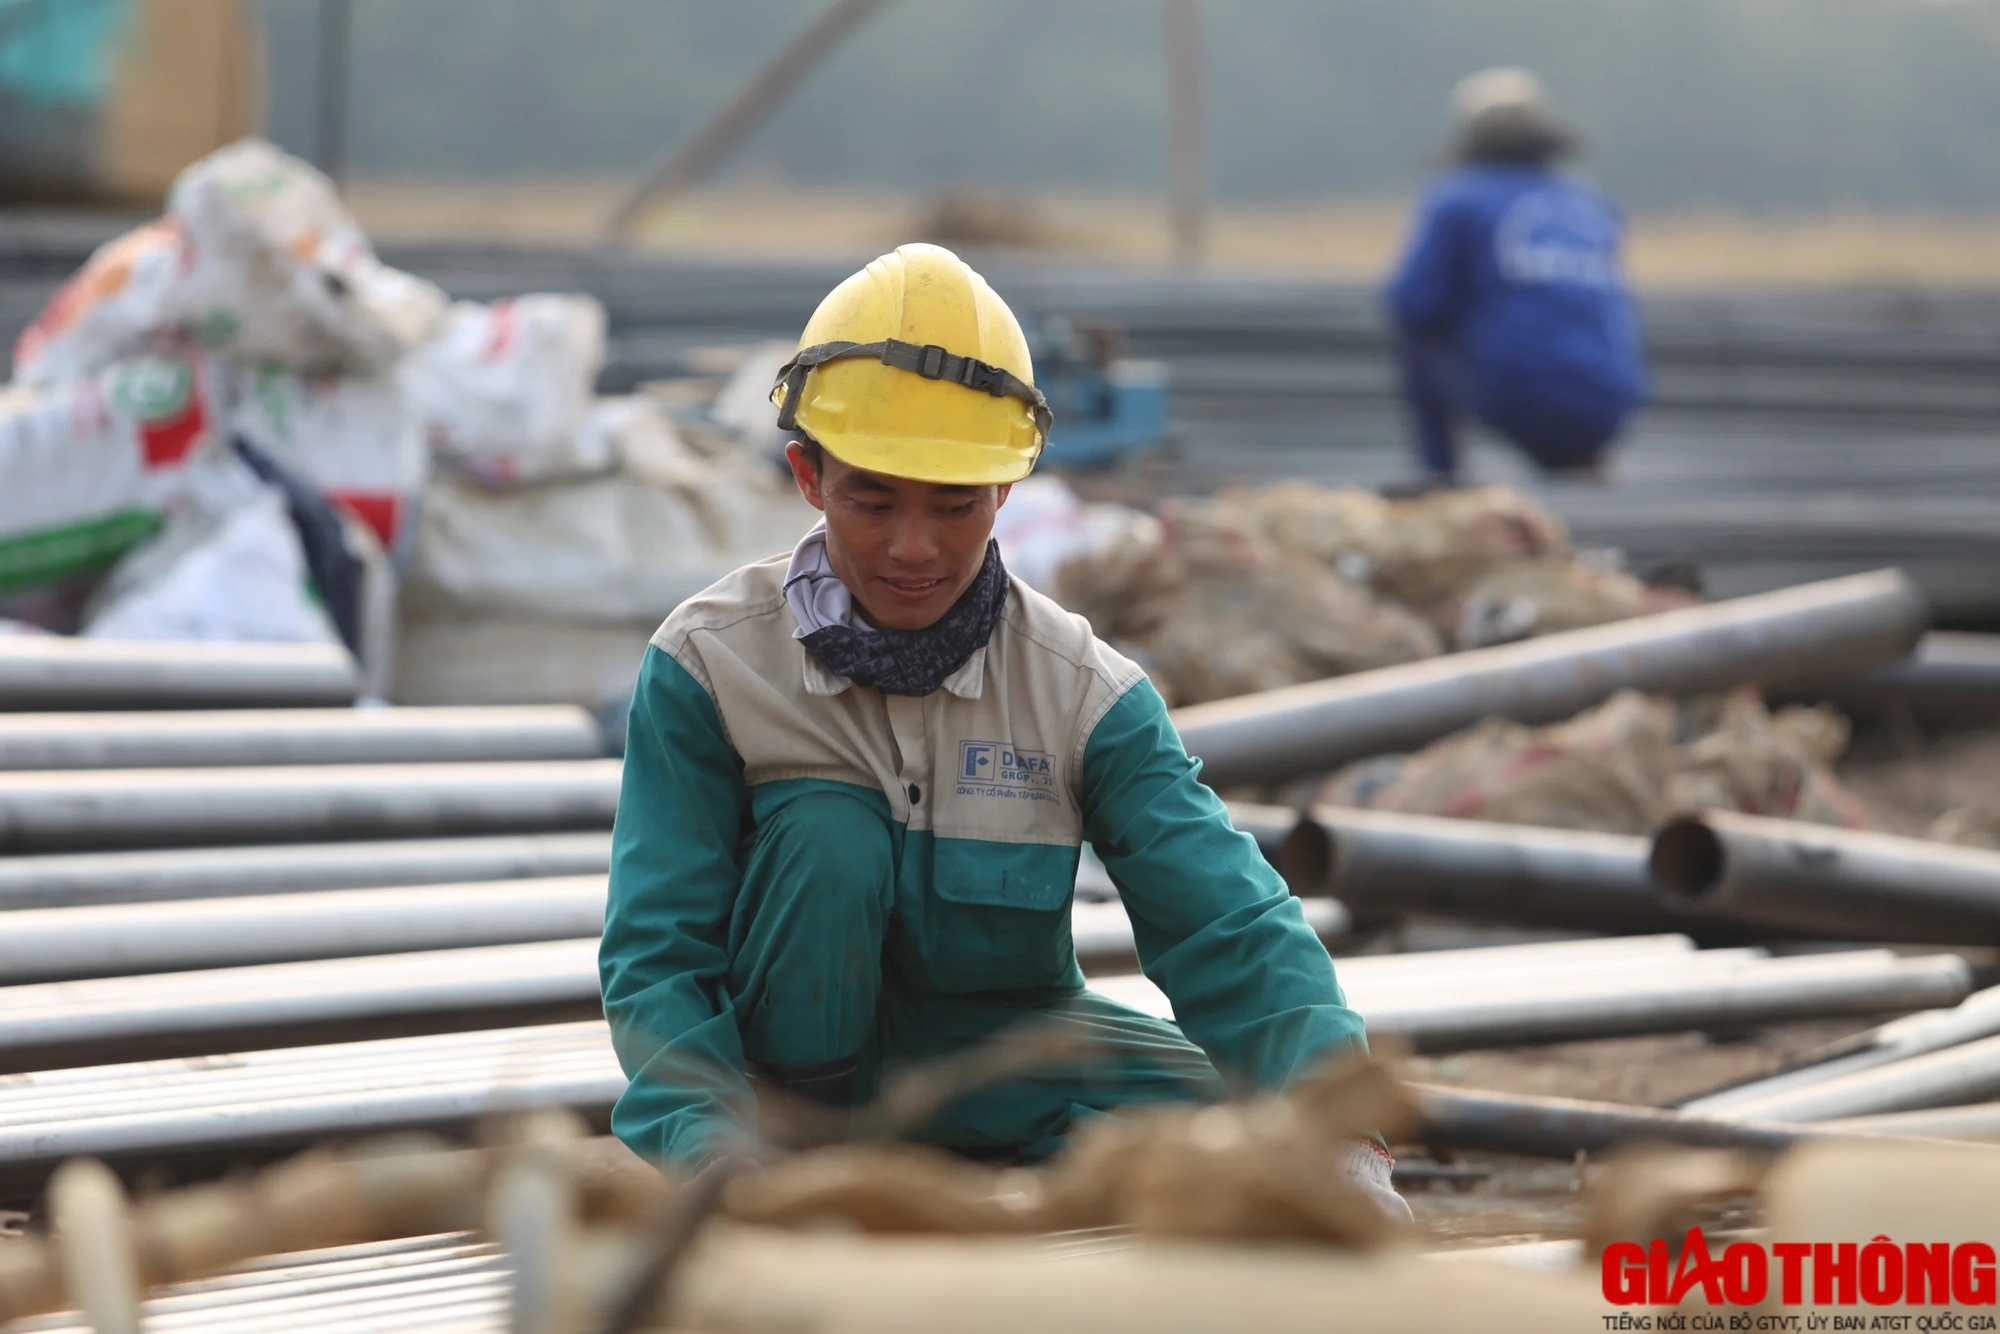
[
  {"x1": 1052, "y1": 481, "x2": 1680, "y2": 706},
  {"x1": 1446, "y1": 556, "x2": 1697, "y2": 649},
  {"x1": 1926, "y1": 805, "x2": 2000, "y2": 850},
  {"x1": 1320, "y1": 688, "x2": 1870, "y2": 835},
  {"x1": 1055, "y1": 497, "x2": 1442, "y2": 706}
]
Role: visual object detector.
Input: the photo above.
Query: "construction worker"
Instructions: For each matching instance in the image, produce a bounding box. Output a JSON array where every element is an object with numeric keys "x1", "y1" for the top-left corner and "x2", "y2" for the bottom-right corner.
[
  {"x1": 1385, "y1": 68, "x2": 1646, "y2": 486},
  {"x1": 601, "y1": 243, "x2": 1406, "y2": 1220}
]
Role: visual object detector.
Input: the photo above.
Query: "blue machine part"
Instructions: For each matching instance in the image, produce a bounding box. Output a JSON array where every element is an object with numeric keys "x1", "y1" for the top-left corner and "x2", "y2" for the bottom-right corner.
[{"x1": 1031, "y1": 320, "x2": 1173, "y2": 469}]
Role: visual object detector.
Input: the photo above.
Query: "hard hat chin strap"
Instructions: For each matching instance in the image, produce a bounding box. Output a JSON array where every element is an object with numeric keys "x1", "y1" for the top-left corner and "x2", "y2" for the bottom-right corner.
[{"x1": 773, "y1": 339, "x2": 1053, "y2": 442}]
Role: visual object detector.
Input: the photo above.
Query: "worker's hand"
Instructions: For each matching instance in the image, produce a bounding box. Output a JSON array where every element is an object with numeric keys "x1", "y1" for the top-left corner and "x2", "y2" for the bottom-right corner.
[{"x1": 1340, "y1": 1141, "x2": 1416, "y2": 1228}]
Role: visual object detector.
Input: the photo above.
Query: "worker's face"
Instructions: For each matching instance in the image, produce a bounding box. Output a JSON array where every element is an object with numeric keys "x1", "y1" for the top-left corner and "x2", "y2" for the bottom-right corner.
[{"x1": 786, "y1": 441, "x2": 1009, "y2": 632}]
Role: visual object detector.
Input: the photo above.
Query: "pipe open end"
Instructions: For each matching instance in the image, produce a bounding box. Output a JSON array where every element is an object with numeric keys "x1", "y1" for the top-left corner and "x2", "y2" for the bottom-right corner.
[
  {"x1": 1277, "y1": 813, "x2": 1335, "y2": 896},
  {"x1": 1650, "y1": 817, "x2": 1725, "y2": 900}
]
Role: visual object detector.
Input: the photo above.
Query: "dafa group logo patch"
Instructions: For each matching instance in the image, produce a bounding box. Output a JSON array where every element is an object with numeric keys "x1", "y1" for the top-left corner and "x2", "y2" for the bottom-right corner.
[{"x1": 957, "y1": 741, "x2": 1060, "y2": 805}]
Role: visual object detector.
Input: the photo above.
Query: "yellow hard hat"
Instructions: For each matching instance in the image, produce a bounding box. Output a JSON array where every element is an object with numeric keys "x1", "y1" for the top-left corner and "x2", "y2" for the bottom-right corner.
[{"x1": 771, "y1": 243, "x2": 1050, "y2": 485}]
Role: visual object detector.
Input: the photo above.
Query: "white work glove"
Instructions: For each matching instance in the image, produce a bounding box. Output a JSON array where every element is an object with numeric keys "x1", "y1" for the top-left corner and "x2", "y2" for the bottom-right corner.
[{"x1": 1338, "y1": 1140, "x2": 1416, "y2": 1228}]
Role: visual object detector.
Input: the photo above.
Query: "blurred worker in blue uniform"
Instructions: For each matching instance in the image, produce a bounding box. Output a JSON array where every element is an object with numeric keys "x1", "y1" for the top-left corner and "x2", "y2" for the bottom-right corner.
[{"x1": 1384, "y1": 69, "x2": 1646, "y2": 486}]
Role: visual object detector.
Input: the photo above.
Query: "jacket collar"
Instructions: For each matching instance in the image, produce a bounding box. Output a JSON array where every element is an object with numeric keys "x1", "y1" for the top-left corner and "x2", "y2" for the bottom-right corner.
[{"x1": 800, "y1": 640, "x2": 989, "y2": 700}]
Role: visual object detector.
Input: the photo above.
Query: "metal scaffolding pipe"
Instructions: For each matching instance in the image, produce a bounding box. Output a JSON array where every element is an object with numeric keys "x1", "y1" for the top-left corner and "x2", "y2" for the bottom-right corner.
[
  {"x1": 1093, "y1": 949, "x2": 1971, "y2": 1051},
  {"x1": 1368, "y1": 953, "x2": 1968, "y2": 1050},
  {"x1": 1681, "y1": 982, "x2": 2000, "y2": 1116},
  {"x1": 1652, "y1": 809, "x2": 2000, "y2": 944},
  {"x1": 0, "y1": 833, "x2": 617, "y2": 909},
  {"x1": 1783, "y1": 631, "x2": 2000, "y2": 724},
  {"x1": 29, "y1": 1251, "x2": 512, "y2": 1334},
  {"x1": 1088, "y1": 937, "x2": 1698, "y2": 1011},
  {"x1": 153, "y1": 1277, "x2": 506, "y2": 1331},
  {"x1": 1339, "y1": 947, "x2": 1773, "y2": 1004},
  {"x1": 0, "y1": 1055, "x2": 624, "y2": 1164},
  {"x1": 0, "y1": 759, "x2": 625, "y2": 852},
  {"x1": 0, "y1": 705, "x2": 604, "y2": 771},
  {"x1": 1415, "y1": 1084, "x2": 1819, "y2": 1158},
  {"x1": 0, "y1": 877, "x2": 610, "y2": 981},
  {"x1": 0, "y1": 940, "x2": 604, "y2": 1051},
  {"x1": 0, "y1": 891, "x2": 1312, "y2": 1046},
  {"x1": 1705, "y1": 1030, "x2": 2000, "y2": 1124},
  {"x1": 1335, "y1": 934, "x2": 1698, "y2": 974},
  {"x1": 1813, "y1": 1101, "x2": 2000, "y2": 1141},
  {"x1": 0, "y1": 1021, "x2": 624, "y2": 1163},
  {"x1": 21, "y1": 1236, "x2": 508, "y2": 1334},
  {"x1": 24, "y1": 1239, "x2": 493, "y2": 1331},
  {"x1": 1221, "y1": 801, "x2": 1296, "y2": 860},
  {"x1": 0, "y1": 637, "x2": 360, "y2": 711},
  {"x1": 1282, "y1": 806, "x2": 1707, "y2": 935},
  {"x1": 1172, "y1": 569, "x2": 1927, "y2": 787},
  {"x1": 1070, "y1": 896, "x2": 1347, "y2": 959},
  {"x1": 0, "y1": 875, "x2": 1342, "y2": 983},
  {"x1": 7, "y1": 1021, "x2": 599, "y2": 1106}
]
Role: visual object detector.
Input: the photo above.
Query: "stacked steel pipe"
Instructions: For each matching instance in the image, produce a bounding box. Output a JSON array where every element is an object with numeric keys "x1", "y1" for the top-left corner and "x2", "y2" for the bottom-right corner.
[{"x1": 0, "y1": 576, "x2": 1987, "y2": 1223}]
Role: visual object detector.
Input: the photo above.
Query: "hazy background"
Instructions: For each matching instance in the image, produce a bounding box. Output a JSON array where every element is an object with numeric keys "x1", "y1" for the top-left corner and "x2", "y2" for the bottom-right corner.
[
  {"x1": 255, "y1": 0, "x2": 2000, "y2": 214},
  {"x1": 231, "y1": 0, "x2": 2000, "y2": 285}
]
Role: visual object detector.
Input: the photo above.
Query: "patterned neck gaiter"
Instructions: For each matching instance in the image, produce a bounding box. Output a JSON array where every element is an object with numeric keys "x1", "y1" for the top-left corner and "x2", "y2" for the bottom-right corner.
[{"x1": 783, "y1": 523, "x2": 1010, "y2": 697}]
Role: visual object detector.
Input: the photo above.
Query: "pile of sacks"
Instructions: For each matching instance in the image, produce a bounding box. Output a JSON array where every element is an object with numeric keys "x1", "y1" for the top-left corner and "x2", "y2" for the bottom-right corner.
[
  {"x1": 0, "y1": 138, "x2": 683, "y2": 666},
  {"x1": 1317, "y1": 687, "x2": 1873, "y2": 833},
  {"x1": 1037, "y1": 480, "x2": 1692, "y2": 706}
]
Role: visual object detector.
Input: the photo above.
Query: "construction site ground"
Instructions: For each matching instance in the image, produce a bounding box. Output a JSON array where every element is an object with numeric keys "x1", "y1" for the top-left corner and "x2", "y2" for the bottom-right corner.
[{"x1": 1394, "y1": 1017, "x2": 1872, "y2": 1247}]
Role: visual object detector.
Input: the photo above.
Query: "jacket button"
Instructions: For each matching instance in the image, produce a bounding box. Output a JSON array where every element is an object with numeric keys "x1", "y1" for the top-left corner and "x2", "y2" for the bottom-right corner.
[{"x1": 907, "y1": 783, "x2": 922, "y2": 805}]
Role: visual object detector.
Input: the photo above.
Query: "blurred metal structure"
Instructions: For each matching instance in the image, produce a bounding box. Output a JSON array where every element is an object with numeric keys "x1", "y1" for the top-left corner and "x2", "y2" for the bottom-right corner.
[
  {"x1": 314, "y1": 0, "x2": 352, "y2": 186},
  {"x1": 604, "y1": 0, "x2": 898, "y2": 240},
  {"x1": 1162, "y1": 0, "x2": 1206, "y2": 265},
  {"x1": 1173, "y1": 569, "x2": 1927, "y2": 788}
]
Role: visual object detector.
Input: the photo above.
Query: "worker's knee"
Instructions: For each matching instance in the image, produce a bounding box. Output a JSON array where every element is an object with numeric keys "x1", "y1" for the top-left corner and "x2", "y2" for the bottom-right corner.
[
  {"x1": 733, "y1": 788, "x2": 894, "y2": 1069},
  {"x1": 743, "y1": 788, "x2": 896, "y2": 922}
]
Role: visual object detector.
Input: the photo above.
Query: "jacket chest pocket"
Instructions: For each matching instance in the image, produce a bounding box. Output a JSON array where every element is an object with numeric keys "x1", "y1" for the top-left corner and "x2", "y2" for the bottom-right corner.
[
  {"x1": 911, "y1": 837, "x2": 1080, "y2": 995},
  {"x1": 932, "y1": 839, "x2": 1078, "y2": 912}
]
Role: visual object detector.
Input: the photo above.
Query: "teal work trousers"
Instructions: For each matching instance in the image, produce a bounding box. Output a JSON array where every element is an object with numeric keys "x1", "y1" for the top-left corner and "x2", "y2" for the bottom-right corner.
[{"x1": 727, "y1": 787, "x2": 1225, "y2": 1161}]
